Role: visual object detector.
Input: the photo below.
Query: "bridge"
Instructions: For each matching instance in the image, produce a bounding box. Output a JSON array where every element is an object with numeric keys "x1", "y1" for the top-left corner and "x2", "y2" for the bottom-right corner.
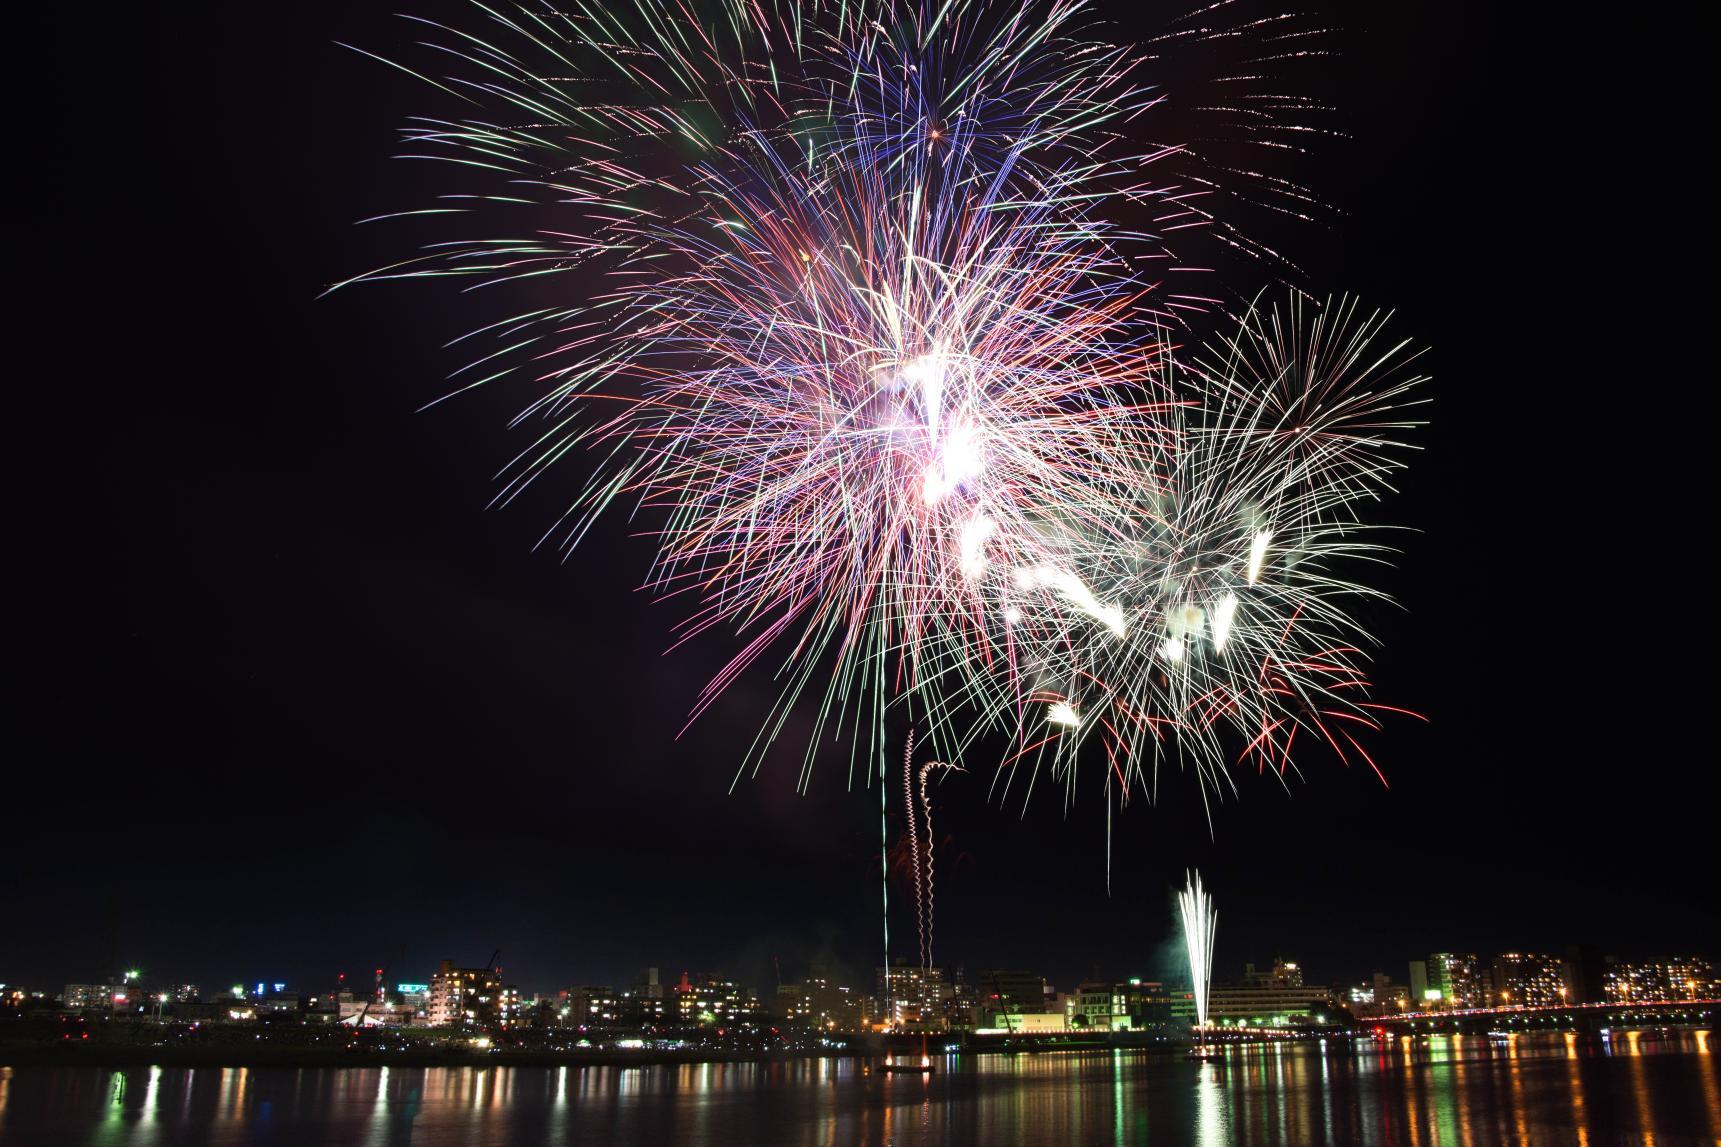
[{"x1": 1361, "y1": 998, "x2": 1716, "y2": 1035}]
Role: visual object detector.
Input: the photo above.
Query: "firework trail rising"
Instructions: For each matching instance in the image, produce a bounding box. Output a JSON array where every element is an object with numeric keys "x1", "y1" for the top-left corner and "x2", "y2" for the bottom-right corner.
[
  {"x1": 341, "y1": 0, "x2": 1425, "y2": 823},
  {"x1": 902, "y1": 733, "x2": 965, "y2": 973},
  {"x1": 898, "y1": 729, "x2": 915, "y2": 986}
]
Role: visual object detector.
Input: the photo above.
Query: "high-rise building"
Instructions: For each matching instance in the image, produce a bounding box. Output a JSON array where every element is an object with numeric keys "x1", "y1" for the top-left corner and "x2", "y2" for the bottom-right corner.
[
  {"x1": 1067, "y1": 982, "x2": 1121, "y2": 1030},
  {"x1": 497, "y1": 987, "x2": 526, "y2": 1027},
  {"x1": 776, "y1": 974, "x2": 864, "y2": 1031},
  {"x1": 1408, "y1": 961, "x2": 1429, "y2": 1005},
  {"x1": 1208, "y1": 970, "x2": 1334, "y2": 1025},
  {"x1": 397, "y1": 983, "x2": 431, "y2": 1013},
  {"x1": 1242, "y1": 959, "x2": 1304, "y2": 988},
  {"x1": 618, "y1": 988, "x2": 667, "y2": 1025},
  {"x1": 1118, "y1": 979, "x2": 1175, "y2": 1031},
  {"x1": 427, "y1": 960, "x2": 504, "y2": 1027},
  {"x1": 558, "y1": 985, "x2": 622, "y2": 1026},
  {"x1": 262, "y1": 989, "x2": 300, "y2": 1013},
  {"x1": 978, "y1": 970, "x2": 1049, "y2": 1016},
  {"x1": 1605, "y1": 958, "x2": 1713, "y2": 1003},
  {"x1": 1349, "y1": 972, "x2": 1410, "y2": 1017},
  {"x1": 1427, "y1": 954, "x2": 1487, "y2": 1008},
  {"x1": 1056, "y1": 979, "x2": 1174, "y2": 1031},
  {"x1": 62, "y1": 984, "x2": 119, "y2": 1011},
  {"x1": 1492, "y1": 953, "x2": 1566, "y2": 1007},
  {"x1": 673, "y1": 972, "x2": 760, "y2": 1026},
  {"x1": 944, "y1": 970, "x2": 980, "y2": 1031},
  {"x1": 875, "y1": 964, "x2": 951, "y2": 1028}
]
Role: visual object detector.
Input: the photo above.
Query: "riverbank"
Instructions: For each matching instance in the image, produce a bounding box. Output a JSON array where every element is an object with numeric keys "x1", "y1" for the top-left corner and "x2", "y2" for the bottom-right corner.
[
  {"x1": 0, "y1": 1025, "x2": 1212, "y2": 1070},
  {"x1": 1, "y1": 1044, "x2": 859, "y2": 1069},
  {"x1": 0, "y1": 1040, "x2": 1209, "y2": 1070}
]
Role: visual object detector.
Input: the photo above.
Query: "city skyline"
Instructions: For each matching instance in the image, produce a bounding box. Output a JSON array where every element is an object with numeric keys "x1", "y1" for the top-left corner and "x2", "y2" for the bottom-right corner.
[
  {"x1": 13, "y1": 936, "x2": 1717, "y2": 1010},
  {"x1": 16, "y1": 949, "x2": 1715, "y2": 1037}
]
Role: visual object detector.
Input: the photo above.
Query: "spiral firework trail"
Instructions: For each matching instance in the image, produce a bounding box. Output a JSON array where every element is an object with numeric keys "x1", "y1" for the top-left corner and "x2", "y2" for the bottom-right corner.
[
  {"x1": 902, "y1": 734, "x2": 923, "y2": 976},
  {"x1": 902, "y1": 736, "x2": 965, "y2": 974},
  {"x1": 342, "y1": 0, "x2": 1425, "y2": 823}
]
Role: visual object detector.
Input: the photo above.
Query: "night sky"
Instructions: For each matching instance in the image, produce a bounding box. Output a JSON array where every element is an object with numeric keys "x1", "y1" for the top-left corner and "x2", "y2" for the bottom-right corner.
[{"x1": 12, "y1": 2, "x2": 1710, "y2": 1000}]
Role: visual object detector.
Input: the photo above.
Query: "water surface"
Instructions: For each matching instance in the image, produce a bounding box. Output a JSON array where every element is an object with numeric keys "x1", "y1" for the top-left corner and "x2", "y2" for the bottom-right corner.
[{"x1": 2, "y1": 1029, "x2": 1716, "y2": 1145}]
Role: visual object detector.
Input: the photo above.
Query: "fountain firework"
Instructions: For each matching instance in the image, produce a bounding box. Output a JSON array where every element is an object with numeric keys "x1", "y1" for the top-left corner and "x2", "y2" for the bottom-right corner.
[{"x1": 1179, "y1": 870, "x2": 1216, "y2": 1053}]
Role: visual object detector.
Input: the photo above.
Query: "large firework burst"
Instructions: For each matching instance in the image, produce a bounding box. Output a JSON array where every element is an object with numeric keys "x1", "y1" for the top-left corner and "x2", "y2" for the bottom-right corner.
[
  {"x1": 340, "y1": 0, "x2": 1423, "y2": 815},
  {"x1": 989, "y1": 294, "x2": 1427, "y2": 819}
]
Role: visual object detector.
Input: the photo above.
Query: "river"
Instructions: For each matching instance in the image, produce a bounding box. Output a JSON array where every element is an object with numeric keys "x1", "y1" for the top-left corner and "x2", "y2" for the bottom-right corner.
[{"x1": 1, "y1": 1029, "x2": 1715, "y2": 1145}]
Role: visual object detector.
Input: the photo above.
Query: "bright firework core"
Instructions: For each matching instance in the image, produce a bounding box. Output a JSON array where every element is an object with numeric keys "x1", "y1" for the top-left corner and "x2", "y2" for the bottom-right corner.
[{"x1": 883, "y1": 349, "x2": 985, "y2": 508}]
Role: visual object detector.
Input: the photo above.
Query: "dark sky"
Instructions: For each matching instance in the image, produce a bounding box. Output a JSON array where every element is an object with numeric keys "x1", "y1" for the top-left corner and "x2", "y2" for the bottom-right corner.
[{"x1": 12, "y1": 2, "x2": 1710, "y2": 1000}]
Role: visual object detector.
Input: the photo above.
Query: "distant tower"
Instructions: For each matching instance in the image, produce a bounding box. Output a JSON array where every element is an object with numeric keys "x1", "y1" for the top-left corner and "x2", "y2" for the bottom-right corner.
[
  {"x1": 375, "y1": 968, "x2": 385, "y2": 1005},
  {"x1": 637, "y1": 967, "x2": 662, "y2": 999}
]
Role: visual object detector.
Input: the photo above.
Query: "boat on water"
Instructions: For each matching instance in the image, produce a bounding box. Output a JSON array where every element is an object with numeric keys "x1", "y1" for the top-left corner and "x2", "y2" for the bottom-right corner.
[
  {"x1": 877, "y1": 1028, "x2": 939, "y2": 1074},
  {"x1": 880, "y1": 1056, "x2": 936, "y2": 1074}
]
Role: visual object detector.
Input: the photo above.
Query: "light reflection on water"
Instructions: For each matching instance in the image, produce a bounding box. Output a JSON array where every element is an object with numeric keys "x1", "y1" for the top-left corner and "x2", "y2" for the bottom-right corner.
[{"x1": 0, "y1": 1030, "x2": 1715, "y2": 1146}]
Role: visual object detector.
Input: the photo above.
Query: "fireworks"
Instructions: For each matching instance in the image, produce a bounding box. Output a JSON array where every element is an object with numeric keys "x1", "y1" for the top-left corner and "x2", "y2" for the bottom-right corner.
[
  {"x1": 902, "y1": 737, "x2": 965, "y2": 975},
  {"x1": 995, "y1": 293, "x2": 1428, "y2": 812},
  {"x1": 1179, "y1": 870, "x2": 1216, "y2": 1040},
  {"x1": 342, "y1": 0, "x2": 1424, "y2": 819}
]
